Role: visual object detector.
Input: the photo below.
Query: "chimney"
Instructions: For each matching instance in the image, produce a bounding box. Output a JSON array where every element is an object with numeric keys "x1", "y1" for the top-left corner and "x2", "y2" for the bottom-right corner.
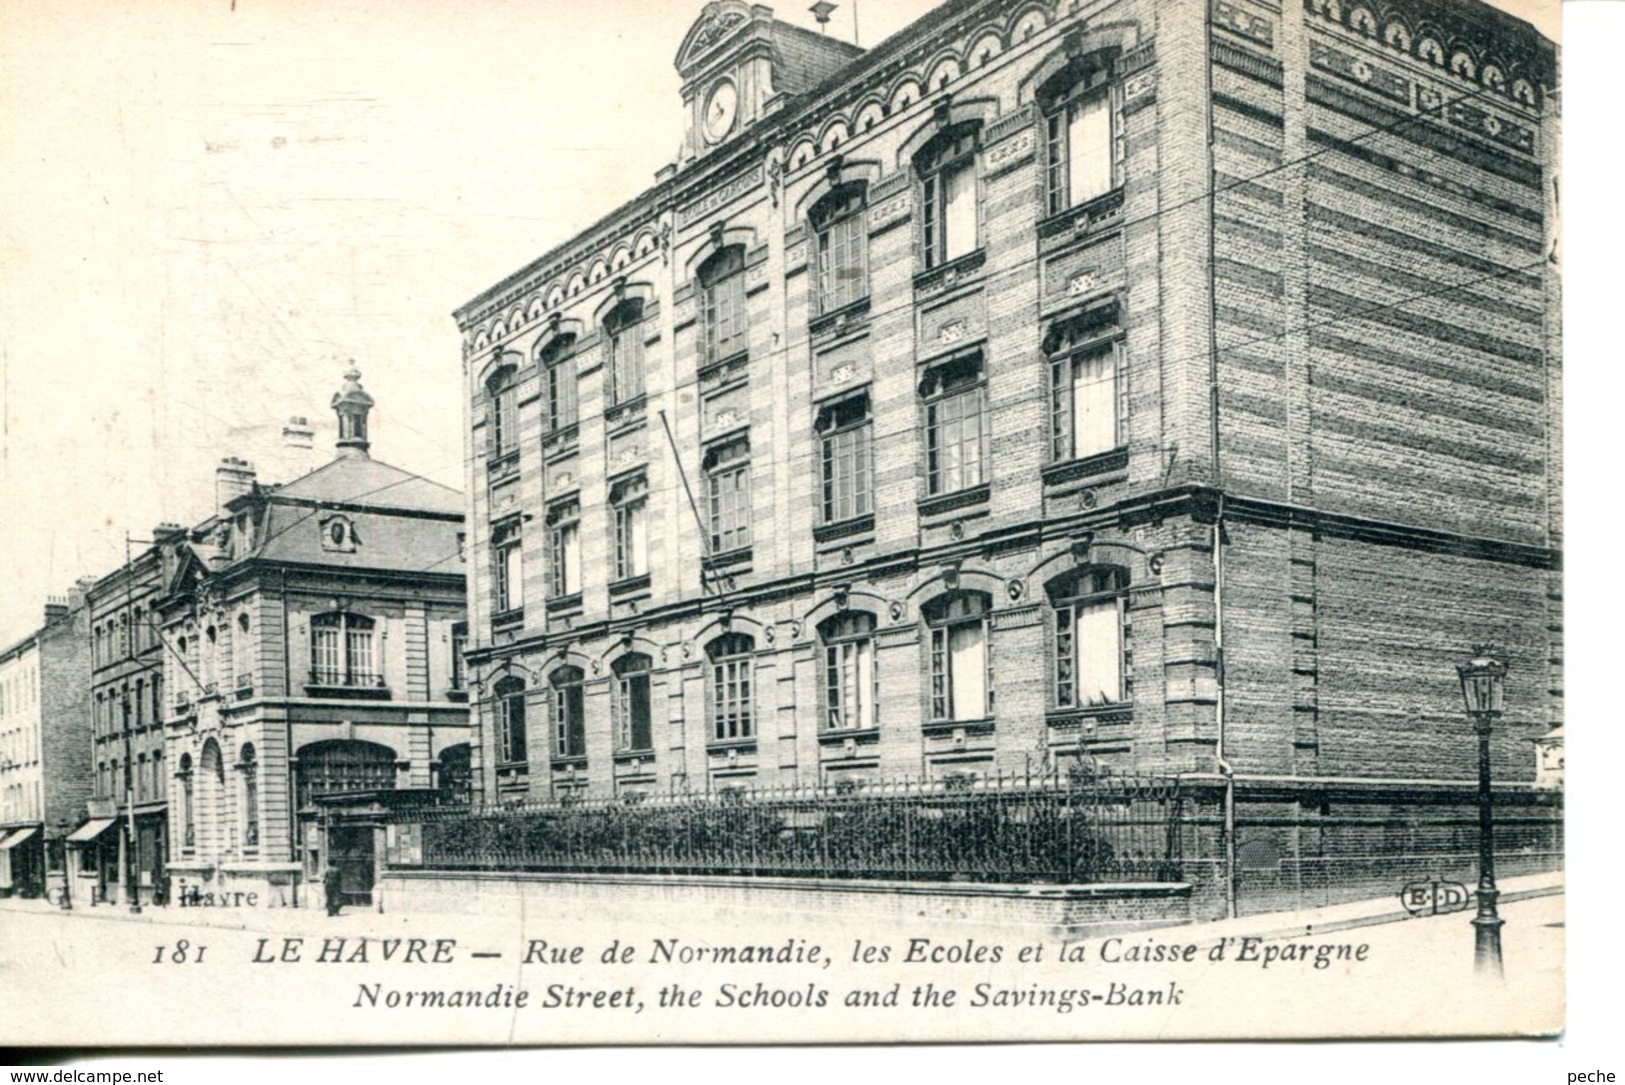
[
  {"x1": 43, "y1": 595, "x2": 68, "y2": 625},
  {"x1": 216, "y1": 457, "x2": 257, "y2": 514},
  {"x1": 152, "y1": 522, "x2": 187, "y2": 544},
  {"x1": 281, "y1": 415, "x2": 316, "y2": 479},
  {"x1": 331, "y1": 366, "x2": 375, "y2": 459}
]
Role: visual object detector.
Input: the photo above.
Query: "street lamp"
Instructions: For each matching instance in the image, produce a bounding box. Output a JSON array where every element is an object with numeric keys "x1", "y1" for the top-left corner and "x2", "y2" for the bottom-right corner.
[{"x1": 1457, "y1": 646, "x2": 1507, "y2": 978}]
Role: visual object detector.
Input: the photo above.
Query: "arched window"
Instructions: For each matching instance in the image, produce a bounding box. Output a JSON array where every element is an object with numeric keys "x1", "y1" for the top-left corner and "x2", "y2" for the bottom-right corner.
[
  {"x1": 706, "y1": 633, "x2": 755, "y2": 741},
  {"x1": 177, "y1": 752, "x2": 195, "y2": 849},
  {"x1": 810, "y1": 183, "x2": 869, "y2": 315},
  {"x1": 1038, "y1": 50, "x2": 1123, "y2": 215},
  {"x1": 547, "y1": 498, "x2": 581, "y2": 598},
  {"x1": 550, "y1": 666, "x2": 586, "y2": 759},
  {"x1": 613, "y1": 653, "x2": 653, "y2": 752},
  {"x1": 699, "y1": 246, "x2": 748, "y2": 366},
  {"x1": 309, "y1": 612, "x2": 378, "y2": 688},
  {"x1": 604, "y1": 298, "x2": 647, "y2": 407},
  {"x1": 486, "y1": 366, "x2": 519, "y2": 460},
  {"x1": 915, "y1": 123, "x2": 981, "y2": 269},
  {"x1": 923, "y1": 591, "x2": 993, "y2": 721},
  {"x1": 493, "y1": 675, "x2": 529, "y2": 766},
  {"x1": 820, "y1": 612, "x2": 877, "y2": 731},
  {"x1": 1048, "y1": 566, "x2": 1129, "y2": 709},
  {"x1": 540, "y1": 334, "x2": 579, "y2": 434},
  {"x1": 238, "y1": 743, "x2": 259, "y2": 849}
]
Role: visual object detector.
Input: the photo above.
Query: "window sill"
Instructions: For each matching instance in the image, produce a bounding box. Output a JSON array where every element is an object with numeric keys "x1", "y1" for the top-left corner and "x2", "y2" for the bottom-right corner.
[
  {"x1": 918, "y1": 482, "x2": 991, "y2": 520},
  {"x1": 304, "y1": 684, "x2": 393, "y2": 701},
  {"x1": 486, "y1": 449, "x2": 520, "y2": 480},
  {"x1": 444, "y1": 689, "x2": 469, "y2": 703},
  {"x1": 491, "y1": 606, "x2": 525, "y2": 630},
  {"x1": 808, "y1": 296, "x2": 871, "y2": 338},
  {"x1": 545, "y1": 593, "x2": 583, "y2": 616},
  {"x1": 614, "y1": 748, "x2": 656, "y2": 765},
  {"x1": 813, "y1": 513, "x2": 874, "y2": 544},
  {"x1": 1042, "y1": 446, "x2": 1129, "y2": 486},
  {"x1": 922, "y1": 716, "x2": 996, "y2": 737},
  {"x1": 702, "y1": 546, "x2": 752, "y2": 572},
  {"x1": 605, "y1": 394, "x2": 647, "y2": 428},
  {"x1": 550, "y1": 755, "x2": 588, "y2": 770},
  {"x1": 1037, "y1": 186, "x2": 1126, "y2": 244},
  {"x1": 1047, "y1": 704, "x2": 1133, "y2": 728},
  {"x1": 706, "y1": 737, "x2": 758, "y2": 754},
  {"x1": 543, "y1": 424, "x2": 580, "y2": 455},
  {"x1": 609, "y1": 573, "x2": 652, "y2": 597},
  {"x1": 817, "y1": 726, "x2": 879, "y2": 746},
  {"x1": 913, "y1": 248, "x2": 986, "y2": 295}
]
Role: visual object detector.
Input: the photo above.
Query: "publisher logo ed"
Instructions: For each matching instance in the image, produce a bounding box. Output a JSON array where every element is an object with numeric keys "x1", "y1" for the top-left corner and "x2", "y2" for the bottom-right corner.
[{"x1": 1399, "y1": 877, "x2": 1470, "y2": 917}]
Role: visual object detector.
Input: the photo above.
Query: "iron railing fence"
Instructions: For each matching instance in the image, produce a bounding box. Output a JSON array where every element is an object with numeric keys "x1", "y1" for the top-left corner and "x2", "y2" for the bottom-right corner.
[{"x1": 390, "y1": 769, "x2": 1185, "y2": 884}]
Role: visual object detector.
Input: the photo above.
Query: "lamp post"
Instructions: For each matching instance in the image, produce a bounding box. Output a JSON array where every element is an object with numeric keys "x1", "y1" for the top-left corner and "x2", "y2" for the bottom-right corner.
[{"x1": 1456, "y1": 646, "x2": 1506, "y2": 978}]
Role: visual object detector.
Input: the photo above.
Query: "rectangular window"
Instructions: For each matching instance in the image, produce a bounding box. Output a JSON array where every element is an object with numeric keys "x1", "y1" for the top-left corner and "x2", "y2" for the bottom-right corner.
[
  {"x1": 703, "y1": 256, "x2": 749, "y2": 365},
  {"x1": 494, "y1": 679, "x2": 528, "y2": 765},
  {"x1": 1053, "y1": 569, "x2": 1129, "y2": 708},
  {"x1": 312, "y1": 625, "x2": 341, "y2": 685},
  {"x1": 924, "y1": 357, "x2": 986, "y2": 496},
  {"x1": 1050, "y1": 339, "x2": 1122, "y2": 462},
  {"x1": 818, "y1": 396, "x2": 872, "y2": 524},
  {"x1": 346, "y1": 625, "x2": 374, "y2": 681},
  {"x1": 704, "y1": 437, "x2": 752, "y2": 553},
  {"x1": 546, "y1": 354, "x2": 578, "y2": 428},
  {"x1": 612, "y1": 476, "x2": 649, "y2": 581},
  {"x1": 608, "y1": 317, "x2": 646, "y2": 406},
  {"x1": 1067, "y1": 93, "x2": 1113, "y2": 207},
  {"x1": 614, "y1": 656, "x2": 653, "y2": 752},
  {"x1": 813, "y1": 187, "x2": 869, "y2": 314},
  {"x1": 450, "y1": 627, "x2": 468, "y2": 691},
  {"x1": 552, "y1": 674, "x2": 586, "y2": 758},
  {"x1": 548, "y1": 501, "x2": 581, "y2": 597},
  {"x1": 492, "y1": 518, "x2": 524, "y2": 614},
  {"x1": 822, "y1": 615, "x2": 876, "y2": 731},
  {"x1": 927, "y1": 594, "x2": 992, "y2": 721}
]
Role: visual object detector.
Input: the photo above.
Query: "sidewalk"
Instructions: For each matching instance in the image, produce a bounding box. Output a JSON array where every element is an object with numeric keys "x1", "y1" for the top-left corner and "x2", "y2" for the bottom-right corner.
[{"x1": 0, "y1": 869, "x2": 1564, "y2": 943}]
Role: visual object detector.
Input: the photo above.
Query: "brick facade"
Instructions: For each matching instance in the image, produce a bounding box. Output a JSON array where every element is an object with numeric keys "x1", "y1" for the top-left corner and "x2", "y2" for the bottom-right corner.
[{"x1": 453, "y1": 0, "x2": 1559, "y2": 866}]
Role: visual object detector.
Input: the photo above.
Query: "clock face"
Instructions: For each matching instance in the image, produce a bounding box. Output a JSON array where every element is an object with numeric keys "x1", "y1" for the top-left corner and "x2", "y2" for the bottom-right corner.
[{"x1": 702, "y1": 80, "x2": 739, "y2": 144}]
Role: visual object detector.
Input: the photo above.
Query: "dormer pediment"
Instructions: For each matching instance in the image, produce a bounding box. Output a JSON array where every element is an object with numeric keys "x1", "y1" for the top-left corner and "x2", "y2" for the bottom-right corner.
[{"x1": 675, "y1": 1, "x2": 759, "y2": 78}]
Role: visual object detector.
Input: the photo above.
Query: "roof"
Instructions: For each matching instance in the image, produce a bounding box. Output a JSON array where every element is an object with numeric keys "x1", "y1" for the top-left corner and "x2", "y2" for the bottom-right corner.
[{"x1": 269, "y1": 455, "x2": 463, "y2": 517}]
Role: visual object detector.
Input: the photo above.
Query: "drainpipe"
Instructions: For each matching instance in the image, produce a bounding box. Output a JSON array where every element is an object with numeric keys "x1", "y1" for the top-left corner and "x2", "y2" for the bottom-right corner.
[{"x1": 1203, "y1": 3, "x2": 1237, "y2": 920}]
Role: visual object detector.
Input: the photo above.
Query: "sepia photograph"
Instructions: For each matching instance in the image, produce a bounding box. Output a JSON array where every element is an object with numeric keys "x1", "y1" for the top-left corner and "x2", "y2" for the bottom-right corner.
[{"x1": 0, "y1": 0, "x2": 1593, "y2": 1064}]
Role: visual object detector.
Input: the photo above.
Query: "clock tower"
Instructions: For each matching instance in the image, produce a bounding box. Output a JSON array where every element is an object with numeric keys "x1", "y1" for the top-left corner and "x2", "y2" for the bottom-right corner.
[{"x1": 675, "y1": 1, "x2": 863, "y2": 165}]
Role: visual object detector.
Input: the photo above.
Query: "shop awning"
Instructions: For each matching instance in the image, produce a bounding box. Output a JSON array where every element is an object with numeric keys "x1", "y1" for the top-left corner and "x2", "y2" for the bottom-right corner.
[
  {"x1": 65, "y1": 818, "x2": 119, "y2": 844},
  {"x1": 0, "y1": 826, "x2": 39, "y2": 850}
]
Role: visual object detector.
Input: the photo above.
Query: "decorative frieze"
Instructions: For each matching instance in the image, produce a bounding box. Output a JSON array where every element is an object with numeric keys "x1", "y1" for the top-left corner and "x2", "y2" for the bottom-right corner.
[
  {"x1": 1212, "y1": 0, "x2": 1274, "y2": 47},
  {"x1": 677, "y1": 164, "x2": 765, "y2": 228}
]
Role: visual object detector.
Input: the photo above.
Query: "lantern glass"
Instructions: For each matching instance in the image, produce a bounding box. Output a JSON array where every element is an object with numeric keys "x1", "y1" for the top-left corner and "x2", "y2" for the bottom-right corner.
[{"x1": 1457, "y1": 653, "x2": 1507, "y2": 716}]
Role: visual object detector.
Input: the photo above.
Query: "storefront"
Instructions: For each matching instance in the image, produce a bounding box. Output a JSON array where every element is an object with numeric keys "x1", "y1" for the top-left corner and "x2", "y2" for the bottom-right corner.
[{"x1": 0, "y1": 824, "x2": 45, "y2": 898}]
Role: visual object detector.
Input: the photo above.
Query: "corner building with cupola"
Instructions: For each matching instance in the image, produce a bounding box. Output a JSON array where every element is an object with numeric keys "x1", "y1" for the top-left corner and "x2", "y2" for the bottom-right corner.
[{"x1": 455, "y1": 0, "x2": 1560, "y2": 908}]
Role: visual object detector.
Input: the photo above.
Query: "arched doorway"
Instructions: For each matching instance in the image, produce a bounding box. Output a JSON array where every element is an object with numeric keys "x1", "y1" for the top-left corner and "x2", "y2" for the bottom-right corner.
[
  {"x1": 436, "y1": 744, "x2": 472, "y2": 804},
  {"x1": 296, "y1": 739, "x2": 397, "y2": 907}
]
